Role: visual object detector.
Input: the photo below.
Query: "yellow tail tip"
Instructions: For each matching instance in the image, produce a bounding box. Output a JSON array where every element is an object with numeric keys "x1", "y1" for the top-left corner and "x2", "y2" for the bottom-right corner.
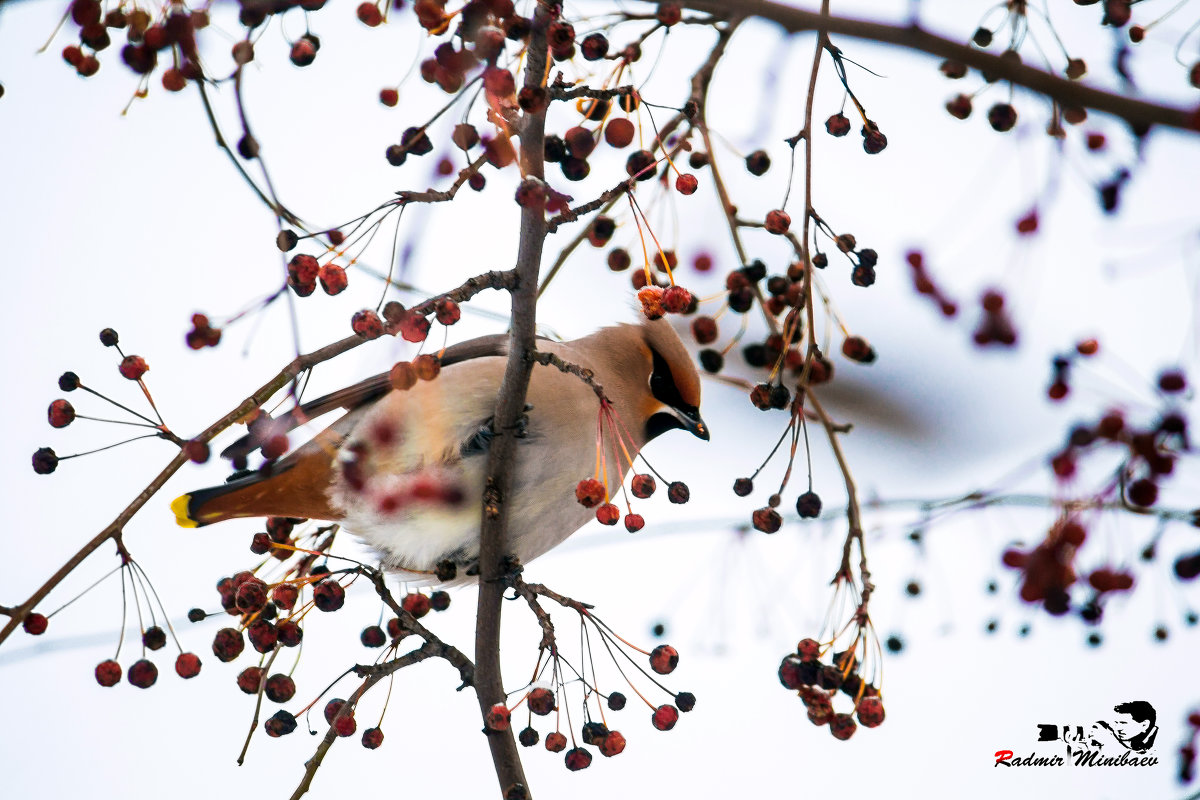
[{"x1": 171, "y1": 494, "x2": 198, "y2": 528}]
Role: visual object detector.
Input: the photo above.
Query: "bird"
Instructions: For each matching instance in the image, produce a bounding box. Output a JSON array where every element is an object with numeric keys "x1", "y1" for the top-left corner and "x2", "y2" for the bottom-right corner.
[{"x1": 171, "y1": 317, "x2": 708, "y2": 579}]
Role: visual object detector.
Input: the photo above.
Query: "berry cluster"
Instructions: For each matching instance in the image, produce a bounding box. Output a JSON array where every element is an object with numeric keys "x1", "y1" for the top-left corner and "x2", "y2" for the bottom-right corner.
[
  {"x1": 501, "y1": 587, "x2": 694, "y2": 772},
  {"x1": 778, "y1": 638, "x2": 885, "y2": 741},
  {"x1": 574, "y1": 400, "x2": 690, "y2": 534}
]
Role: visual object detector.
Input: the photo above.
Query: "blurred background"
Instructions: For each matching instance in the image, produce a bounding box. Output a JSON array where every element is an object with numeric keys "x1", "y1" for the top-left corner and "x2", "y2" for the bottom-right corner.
[{"x1": 1, "y1": 0, "x2": 1198, "y2": 797}]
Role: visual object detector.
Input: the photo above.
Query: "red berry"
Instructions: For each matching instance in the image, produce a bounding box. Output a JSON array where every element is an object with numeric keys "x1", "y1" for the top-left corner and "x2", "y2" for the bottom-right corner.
[
  {"x1": 765, "y1": 210, "x2": 791, "y2": 235},
  {"x1": 528, "y1": 687, "x2": 555, "y2": 715},
  {"x1": 830, "y1": 713, "x2": 857, "y2": 740},
  {"x1": 95, "y1": 659, "x2": 122, "y2": 687},
  {"x1": 351, "y1": 309, "x2": 384, "y2": 339},
  {"x1": 401, "y1": 592, "x2": 430, "y2": 618},
  {"x1": 435, "y1": 298, "x2": 461, "y2": 326},
  {"x1": 595, "y1": 503, "x2": 619, "y2": 525},
  {"x1": 237, "y1": 666, "x2": 265, "y2": 694},
  {"x1": 236, "y1": 577, "x2": 268, "y2": 612},
  {"x1": 575, "y1": 478, "x2": 605, "y2": 508},
  {"x1": 797, "y1": 638, "x2": 820, "y2": 662},
  {"x1": 212, "y1": 627, "x2": 245, "y2": 662},
  {"x1": 379, "y1": 88, "x2": 399, "y2": 107},
  {"x1": 857, "y1": 696, "x2": 885, "y2": 727},
  {"x1": 662, "y1": 285, "x2": 692, "y2": 314},
  {"x1": 313, "y1": 578, "x2": 346, "y2": 612},
  {"x1": 650, "y1": 644, "x2": 678, "y2": 674},
  {"x1": 825, "y1": 113, "x2": 851, "y2": 136},
  {"x1": 599, "y1": 731, "x2": 626, "y2": 757},
  {"x1": 361, "y1": 625, "x2": 386, "y2": 648},
  {"x1": 652, "y1": 704, "x2": 679, "y2": 731},
  {"x1": 174, "y1": 652, "x2": 202, "y2": 679},
  {"x1": 357, "y1": 2, "x2": 382, "y2": 26},
  {"x1": 667, "y1": 481, "x2": 690, "y2": 504},
  {"x1": 362, "y1": 727, "x2": 384, "y2": 749},
  {"x1": 564, "y1": 747, "x2": 593, "y2": 771},
  {"x1": 127, "y1": 658, "x2": 158, "y2": 689},
  {"x1": 265, "y1": 673, "x2": 296, "y2": 703},
  {"x1": 545, "y1": 731, "x2": 567, "y2": 752},
  {"x1": 631, "y1": 474, "x2": 656, "y2": 498},
  {"x1": 118, "y1": 355, "x2": 149, "y2": 381},
  {"x1": 675, "y1": 173, "x2": 698, "y2": 194},
  {"x1": 247, "y1": 619, "x2": 278, "y2": 653},
  {"x1": 289, "y1": 37, "x2": 317, "y2": 67},
  {"x1": 271, "y1": 583, "x2": 299, "y2": 610},
  {"x1": 319, "y1": 264, "x2": 348, "y2": 295},
  {"x1": 485, "y1": 703, "x2": 511, "y2": 731},
  {"x1": 399, "y1": 312, "x2": 431, "y2": 343},
  {"x1": 23, "y1": 613, "x2": 48, "y2": 635},
  {"x1": 624, "y1": 513, "x2": 645, "y2": 533}
]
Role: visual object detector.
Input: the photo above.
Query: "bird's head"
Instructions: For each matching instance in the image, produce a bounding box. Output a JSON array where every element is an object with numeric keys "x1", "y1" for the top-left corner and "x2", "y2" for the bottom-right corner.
[{"x1": 637, "y1": 317, "x2": 708, "y2": 443}]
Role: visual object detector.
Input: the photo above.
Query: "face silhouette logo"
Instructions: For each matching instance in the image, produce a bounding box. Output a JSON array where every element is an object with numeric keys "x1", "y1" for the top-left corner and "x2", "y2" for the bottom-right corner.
[{"x1": 1095, "y1": 701, "x2": 1158, "y2": 754}]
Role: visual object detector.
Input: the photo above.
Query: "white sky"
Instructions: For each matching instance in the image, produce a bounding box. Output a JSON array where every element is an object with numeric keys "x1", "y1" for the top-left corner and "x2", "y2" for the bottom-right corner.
[{"x1": 1, "y1": 1, "x2": 1198, "y2": 798}]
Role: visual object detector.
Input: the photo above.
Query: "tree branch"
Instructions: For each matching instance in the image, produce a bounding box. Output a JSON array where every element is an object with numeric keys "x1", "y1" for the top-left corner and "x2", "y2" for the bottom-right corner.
[
  {"x1": 472, "y1": 7, "x2": 556, "y2": 798},
  {"x1": 684, "y1": 0, "x2": 1199, "y2": 133}
]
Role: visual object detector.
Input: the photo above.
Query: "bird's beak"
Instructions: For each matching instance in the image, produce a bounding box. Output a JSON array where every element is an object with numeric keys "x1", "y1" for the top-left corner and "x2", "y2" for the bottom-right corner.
[{"x1": 675, "y1": 407, "x2": 710, "y2": 441}]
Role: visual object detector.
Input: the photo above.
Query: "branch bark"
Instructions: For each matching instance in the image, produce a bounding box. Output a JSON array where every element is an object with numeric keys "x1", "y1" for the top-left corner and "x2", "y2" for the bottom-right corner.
[{"x1": 472, "y1": 7, "x2": 555, "y2": 798}]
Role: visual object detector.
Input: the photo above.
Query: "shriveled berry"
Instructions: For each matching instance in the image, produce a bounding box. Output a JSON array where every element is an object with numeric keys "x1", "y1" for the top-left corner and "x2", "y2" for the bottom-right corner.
[
  {"x1": 650, "y1": 644, "x2": 678, "y2": 674},
  {"x1": 662, "y1": 285, "x2": 692, "y2": 314},
  {"x1": 362, "y1": 727, "x2": 384, "y2": 749},
  {"x1": 527, "y1": 687, "x2": 555, "y2": 715},
  {"x1": 752, "y1": 507, "x2": 782, "y2": 533},
  {"x1": 351, "y1": 309, "x2": 384, "y2": 339},
  {"x1": 95, "y1": 659, "x2": 122, "y2": 687},
  {"x1": 402, "y1": 592, "x2": 431, "y2": 618},
  {"x1": 265, "y1": 673, "x2": 296, "y2": 703},
  {"x1": 594, "y1": 503, "x2": 620, "y2": 525},
  {"x1": 575, "y1": 478, "x2": 604, "y2": 508},
  {"x1": 765, "y1": 210, "x2": 791, "y2": 234},
  {"x1": 631, "y1": 474, "x2": 656, "y2": 498},
  {"x1": 599, "y1": 730, "x2": 626, "y2": 756},
  {"x1": 624, "y1": 513, "x2": 645, "y2": 533},
  {"x1": 271, "y1": 583, "x2": 299, "y2": 611},
  {"x1": 142, "y1": 626, "x2": 167, "y2": 651},
  {"x1": 361, "y1": 625, "x2": 386, "y2": 648},
  {"x1": 745, "y1": 150, "x2": 770, "y2": 176},
  {"x1": 676, "y1": 692, "x2": 695, "y2": 712},
  {"x1": 127, "y1": 658, "x2": 158, "y2": 689},
  {"x1": 825, "y1": 113, "x2": 850, "y2": 136},
  {"x1": 265, "y1": 710, "x2": 297, "y2": 737},
  {"x1": 675, "y1": 173, "x2": 698, "y2": 194},
  {"x1": 212, "y1": 627, "x2": 245, "y2": 662},
  {"x1": 119, "y1": 355, "x2": 149, "y2": 381},
  {"x1": 545, "y1": 731, "x2": 567, "y2": 752},
  {"x1": 237, "y1": 666, "x2": 265, "y2": 694},
  {"x1": 667, "y1": 481, "x2": 690, "y2": 504},
  {"x1": 47, "y1": 399, "x2": 76, "y2": 428},
  {"x1": 830, "y1": 713, "x2": 857, "y2": 740},
  {"x1": 796, "y1": 491, "x2": 822, "y2": 518},
  {"x1": 485, "y1": 703, "x2": 511, "y2": 731},
  {"x1": 733, "y1": 477, "x2": 753, "y2": 496},
  {"x1": 313, "y1": 579, "x2": 346, "y2": 612},
  {"x1": 247, "y1": 620, "x2": 278, "y2": 653},
  {"x1": 607, "y1": 692, "x2": 626, "y2": 711},
  {"x1": 319, "y1": 264, "x2": 348, "y2": 295}
]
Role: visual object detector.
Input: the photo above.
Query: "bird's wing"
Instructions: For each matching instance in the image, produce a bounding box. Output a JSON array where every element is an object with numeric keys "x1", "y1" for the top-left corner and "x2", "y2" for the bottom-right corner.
[{"x1": 220, "y1": 333, "x2": 512, "y2": 462}]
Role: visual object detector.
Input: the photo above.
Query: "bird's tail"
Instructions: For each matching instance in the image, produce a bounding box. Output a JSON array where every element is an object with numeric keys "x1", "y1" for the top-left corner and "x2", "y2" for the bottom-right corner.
[{"x1": 171, "y1": 447, "x2": 341, "y2": 528}]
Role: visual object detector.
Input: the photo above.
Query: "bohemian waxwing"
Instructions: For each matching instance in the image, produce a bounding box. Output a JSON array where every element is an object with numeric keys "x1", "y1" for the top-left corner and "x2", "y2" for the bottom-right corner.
[{"x1": 172, "y1": 318, "x2": 708, "y2": 578}]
